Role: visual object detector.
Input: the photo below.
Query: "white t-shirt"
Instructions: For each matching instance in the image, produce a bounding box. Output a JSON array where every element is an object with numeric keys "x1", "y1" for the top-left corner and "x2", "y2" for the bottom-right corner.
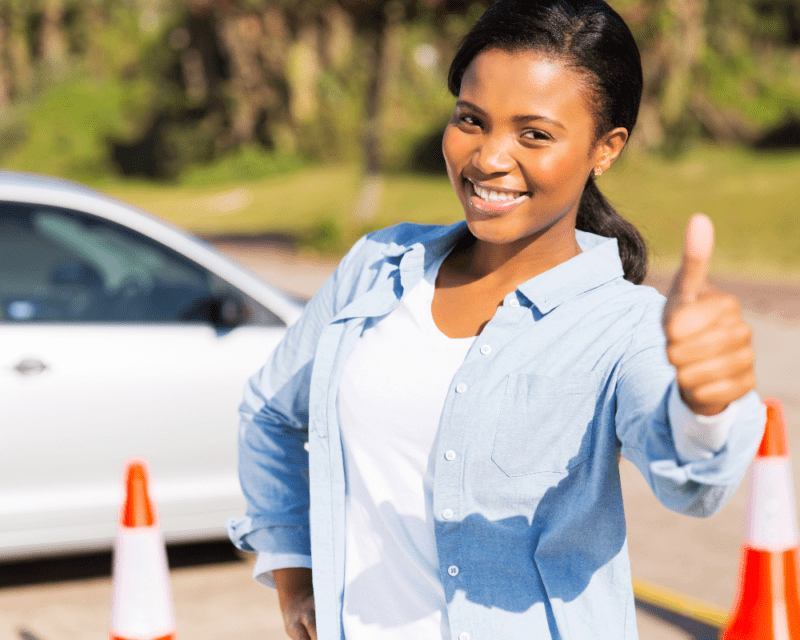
[{"x1": 338, "y1": 253, "x2": 471, "y2": 640}]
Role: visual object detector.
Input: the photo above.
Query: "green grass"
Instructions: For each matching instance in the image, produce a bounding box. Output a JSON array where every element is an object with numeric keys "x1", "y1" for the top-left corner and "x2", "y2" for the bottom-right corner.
[
  {"x1": 101, "y1": 144, "x2": 800, "y2": 278},
  {"x1": 602, "y1": 144, "x2": 800, "y2": 277}
]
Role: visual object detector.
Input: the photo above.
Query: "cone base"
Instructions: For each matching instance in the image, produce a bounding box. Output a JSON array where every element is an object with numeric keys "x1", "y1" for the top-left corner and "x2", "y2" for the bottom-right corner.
[{"x1": 722, "y1": 546, "x2": 800, "y2": 639}]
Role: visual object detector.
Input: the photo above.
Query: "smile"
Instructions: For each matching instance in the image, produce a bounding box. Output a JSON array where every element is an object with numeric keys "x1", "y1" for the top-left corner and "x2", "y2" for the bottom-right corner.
[{"x1": 466, "y1": 179, "x2": 530, "y2": 213}]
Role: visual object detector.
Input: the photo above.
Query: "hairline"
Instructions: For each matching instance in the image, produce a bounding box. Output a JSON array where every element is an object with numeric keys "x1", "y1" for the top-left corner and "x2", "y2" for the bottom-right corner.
[{"x1": 454, "y1": 44, "x2": 613, "y2": 144}]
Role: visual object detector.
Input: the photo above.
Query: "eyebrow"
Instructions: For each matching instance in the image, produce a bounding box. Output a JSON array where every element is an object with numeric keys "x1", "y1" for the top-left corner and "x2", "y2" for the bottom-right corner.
[{"x1": 455, "y1": 99, "x2": 566, "y2": 131}]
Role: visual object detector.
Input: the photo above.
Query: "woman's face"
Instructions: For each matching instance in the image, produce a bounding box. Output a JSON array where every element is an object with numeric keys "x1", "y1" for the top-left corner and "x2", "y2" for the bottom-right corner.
[{"x1": 442, "y1": 48, "x2": 626, "y2": 248}]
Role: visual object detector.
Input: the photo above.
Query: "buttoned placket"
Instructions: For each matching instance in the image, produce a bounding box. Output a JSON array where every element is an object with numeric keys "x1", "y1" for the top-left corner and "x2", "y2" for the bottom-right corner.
[
  {"x1": 312, "y1": 246, "x2": 429, "y2": 636},
  {"x1": 433, "y1": 290, "x2": 530, "y2": 638}
]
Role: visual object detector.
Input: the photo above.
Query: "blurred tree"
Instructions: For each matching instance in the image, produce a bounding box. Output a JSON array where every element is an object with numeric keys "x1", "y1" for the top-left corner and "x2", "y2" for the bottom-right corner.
[{"x1": 0, "y1": 0, "x2": 799, "y2": 182}]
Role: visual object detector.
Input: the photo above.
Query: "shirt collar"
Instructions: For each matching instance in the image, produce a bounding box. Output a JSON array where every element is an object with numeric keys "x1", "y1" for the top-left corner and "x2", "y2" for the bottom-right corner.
[
  {"x1": 385, "y1": 223, "x2": 625, "y2": 314},
  {"x1": 514, "y1": 231, "x2": 625, "y2": 313}
]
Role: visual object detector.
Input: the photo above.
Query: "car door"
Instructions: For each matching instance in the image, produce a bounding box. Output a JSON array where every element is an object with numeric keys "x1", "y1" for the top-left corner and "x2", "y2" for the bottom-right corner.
[{"x1": 0, "y1": 202, "x2": 286, "y2": 557}]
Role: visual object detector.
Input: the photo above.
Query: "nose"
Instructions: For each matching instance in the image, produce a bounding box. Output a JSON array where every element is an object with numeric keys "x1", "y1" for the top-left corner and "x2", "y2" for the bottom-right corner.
[{"x1": 471, "y1": 133, "x2": 516, "y2": 175}]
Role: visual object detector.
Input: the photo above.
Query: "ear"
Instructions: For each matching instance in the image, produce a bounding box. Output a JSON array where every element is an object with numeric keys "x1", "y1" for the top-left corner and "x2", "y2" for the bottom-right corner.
[{"x1": 591, "y1": 127, "x2": 629, "y2": 176}]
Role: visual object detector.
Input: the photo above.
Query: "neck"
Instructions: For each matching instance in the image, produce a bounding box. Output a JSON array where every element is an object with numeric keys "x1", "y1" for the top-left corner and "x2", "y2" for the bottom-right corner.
[{"x1": 458, "y1": 222, "x2": 582, "y2": 289}]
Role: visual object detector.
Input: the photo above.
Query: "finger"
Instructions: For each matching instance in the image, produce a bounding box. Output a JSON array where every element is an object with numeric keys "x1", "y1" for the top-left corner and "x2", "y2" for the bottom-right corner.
[
  {"x1": 684, "y1": 370, "x2": 757, "y2": 411},
  {"x1": 675, "y1": 345, "x2": 755, "y2": 391},
  {"x1": 667, "y1": 316, "x2": 751, "y2": 367},
  {"x1": 674, "y1": 213, "x2": 714, "y2": 304},
  {"x1": 287, "y1": 623, "x2": 312, "y2": 640},
  {"x1": 664, "y1": 292, "x2": 740, "y2": 343},
  {"x1": 305, "y1": 611, "x2": 317, "y2": 640}
]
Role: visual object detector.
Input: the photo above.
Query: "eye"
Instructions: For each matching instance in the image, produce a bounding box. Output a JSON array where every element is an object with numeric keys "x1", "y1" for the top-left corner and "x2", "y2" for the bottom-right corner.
[
  {"x1": 458, "y1": 114, "x2": 482, "y2": 128},
  {"x1": 522, "y1": 129, "x2": 552, "y2": 142}
]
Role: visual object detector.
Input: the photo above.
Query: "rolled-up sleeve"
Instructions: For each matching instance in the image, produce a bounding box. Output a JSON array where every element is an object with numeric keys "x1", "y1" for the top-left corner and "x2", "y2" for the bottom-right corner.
[
  {"x1": 226, "y1": 236, "x2": 367, "y2": 586},
  {"x1": 615, "y1": 300, "x2": 766, "y2": 517}
]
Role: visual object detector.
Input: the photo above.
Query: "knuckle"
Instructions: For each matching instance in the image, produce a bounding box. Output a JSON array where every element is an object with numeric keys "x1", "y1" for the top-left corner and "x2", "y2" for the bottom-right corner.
[
  {"x1": 737, "y1": 322, "x2": 753, "y2": 344},
  {"x1": 676, "y1": 369, "x2": 693, "y2": 389},
  {"x1": 719, "y1": 293, "x2": 740, "y2": 314},
  {"x1": 694, "y1": 383, "x2": 724, "y2": 404},
  {"x1": 663, "y1": 315, "x2": 678, "y2": 339}
]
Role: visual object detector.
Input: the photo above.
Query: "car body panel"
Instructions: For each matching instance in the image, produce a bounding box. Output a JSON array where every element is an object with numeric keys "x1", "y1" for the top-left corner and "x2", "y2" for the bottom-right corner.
[{"x1": 0, "y1": 171, "x2": 300, "y2": 559}]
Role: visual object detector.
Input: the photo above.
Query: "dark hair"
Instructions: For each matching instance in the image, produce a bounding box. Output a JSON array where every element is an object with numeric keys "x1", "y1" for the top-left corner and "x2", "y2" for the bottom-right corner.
[{"x1": 448, "y1": 0, "x2": 648, "y2": 284}]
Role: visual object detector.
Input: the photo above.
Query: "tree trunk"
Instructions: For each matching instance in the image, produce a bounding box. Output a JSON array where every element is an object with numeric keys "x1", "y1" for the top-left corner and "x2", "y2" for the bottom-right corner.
[
  {"x1": 0, "y1": 12, "x2": 11, "y2": 112},
  {"x1": 659, "y1": 0, "x2": 707, "y2": 143},
  {"x1": 39, "y1": 0, "x2": 68, "y2": 70},
  {"x1": 356, "y1": 1, "x2": 403, "y2": 221},
  {"x1": 8, "y1": 6, "x2": 32, "y2": 98}
]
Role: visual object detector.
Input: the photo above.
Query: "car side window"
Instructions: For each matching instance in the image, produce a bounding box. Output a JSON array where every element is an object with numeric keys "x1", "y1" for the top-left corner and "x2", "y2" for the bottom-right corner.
[{"x1": 0, "y1": 201, "x2": 284, "y2": 327}]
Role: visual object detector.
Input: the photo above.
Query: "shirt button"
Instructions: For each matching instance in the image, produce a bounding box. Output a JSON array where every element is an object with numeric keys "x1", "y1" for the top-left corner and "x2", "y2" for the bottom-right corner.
[
  {"x1": 445, "y1": 450, "x2": 456, "y2": 461},
  {"x1": 508, "y1": 298, "x2": 520, "y2": 308},
  {"x1": 480, "y1": 344, "x2": 491, "y2": 355},
  {"x1": 455, "y1": 383, "x2": 467, "y2": 394},
  {"x1": 448, "y1": 565, "x2": 459, "y2": 576},
  {"x1": 459, "y1": 633, "x2": 470, "y2": 640},
  {"x1": 442, "y1": 508, "x2": 454, "y2": 520}
]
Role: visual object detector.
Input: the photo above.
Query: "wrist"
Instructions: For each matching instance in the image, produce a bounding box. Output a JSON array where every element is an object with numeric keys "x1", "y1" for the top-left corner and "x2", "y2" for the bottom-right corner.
[
  {"x1": 679, "y1": 389, "x2": 728, "y2": 417},
  {"x1": 274, "y1": 567, "x2": 314, "y2": 603}
]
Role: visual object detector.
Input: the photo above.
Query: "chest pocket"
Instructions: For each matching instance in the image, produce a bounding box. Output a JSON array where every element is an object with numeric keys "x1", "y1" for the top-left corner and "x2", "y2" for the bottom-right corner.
[{"x1": 491, "y1": 373, "x2": 599, "y2": 476}]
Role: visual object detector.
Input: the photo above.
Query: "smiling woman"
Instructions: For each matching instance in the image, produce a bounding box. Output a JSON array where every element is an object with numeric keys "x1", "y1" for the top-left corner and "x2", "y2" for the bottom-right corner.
[{"x1": 228, "y1": 2, "x2": 764, "y2": 639}]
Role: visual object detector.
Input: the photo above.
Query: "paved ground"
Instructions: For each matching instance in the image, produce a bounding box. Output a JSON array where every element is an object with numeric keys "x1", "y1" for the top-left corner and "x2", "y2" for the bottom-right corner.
[{"x1": 2, "y1": 242, "x2": 799, "y2": 640}]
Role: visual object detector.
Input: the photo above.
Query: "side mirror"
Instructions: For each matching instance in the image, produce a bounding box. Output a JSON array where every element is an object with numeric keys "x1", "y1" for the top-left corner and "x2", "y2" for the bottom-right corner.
[
  {"x1": 179, "y1": 293, "x2": 247, "y2": 328},
  {"x1": 214, "y1": 293, "x2": 247, "y2": 328}
]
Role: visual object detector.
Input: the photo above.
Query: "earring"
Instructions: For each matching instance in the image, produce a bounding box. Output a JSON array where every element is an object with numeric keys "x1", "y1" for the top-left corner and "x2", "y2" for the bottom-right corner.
[{"x1": 593, "y1": 167, "x2": 603, "y2": 177}]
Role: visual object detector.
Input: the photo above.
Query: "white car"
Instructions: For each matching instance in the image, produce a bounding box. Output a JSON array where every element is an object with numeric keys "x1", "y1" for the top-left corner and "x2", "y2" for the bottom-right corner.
[{"x1": 0, "y1": 171, "x2": 302, "y2": 560}]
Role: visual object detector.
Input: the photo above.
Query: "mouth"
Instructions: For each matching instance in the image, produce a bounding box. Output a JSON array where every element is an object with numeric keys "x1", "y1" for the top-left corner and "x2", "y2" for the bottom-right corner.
[{"x1": 466, "y1": 179, "x2": 530, "y2": 214}]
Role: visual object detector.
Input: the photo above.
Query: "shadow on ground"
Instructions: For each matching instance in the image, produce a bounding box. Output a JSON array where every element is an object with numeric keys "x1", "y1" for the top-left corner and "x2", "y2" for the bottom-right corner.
[{"x1": 0, "y1": 540, "x2": 243, "y2": 589}]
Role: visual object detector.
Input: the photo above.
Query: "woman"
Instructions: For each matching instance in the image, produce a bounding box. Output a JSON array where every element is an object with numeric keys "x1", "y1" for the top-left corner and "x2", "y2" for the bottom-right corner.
[{"x1": 228, "y1": 1, "x2": 764, "y2": 638}]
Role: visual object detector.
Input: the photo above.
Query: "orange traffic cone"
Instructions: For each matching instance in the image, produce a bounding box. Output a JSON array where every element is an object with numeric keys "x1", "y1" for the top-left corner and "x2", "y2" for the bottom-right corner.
[
  {"x1": 109, "y1": 459, "x2": 176, "y2": 640},
  {"x1": 722, "y1": 398, "x2": 800, "y2": 639}
]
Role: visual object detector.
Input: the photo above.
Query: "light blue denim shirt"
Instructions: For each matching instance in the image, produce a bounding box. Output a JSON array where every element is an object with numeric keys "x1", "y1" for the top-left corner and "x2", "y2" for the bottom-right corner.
[{"x1": 228, "y1": 221, "x2": 765, "y2": 640}]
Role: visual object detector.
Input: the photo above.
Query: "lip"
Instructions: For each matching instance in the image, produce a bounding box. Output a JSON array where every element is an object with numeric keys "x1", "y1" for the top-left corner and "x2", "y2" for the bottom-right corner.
[{"x1": 466, "y1": 179, "x2": 530, "y2": 214}]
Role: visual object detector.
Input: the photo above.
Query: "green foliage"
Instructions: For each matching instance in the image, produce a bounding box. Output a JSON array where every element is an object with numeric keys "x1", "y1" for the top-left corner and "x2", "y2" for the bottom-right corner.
[
  {"x1": 701, "y1": 0, "x2": 800, "y2": 129},
  {"x1": 1, "y1": 0, "x2": 800, "y2": 185},
  {"x1": 0, "y1": 73, "x2": 152, "y2": 182}
]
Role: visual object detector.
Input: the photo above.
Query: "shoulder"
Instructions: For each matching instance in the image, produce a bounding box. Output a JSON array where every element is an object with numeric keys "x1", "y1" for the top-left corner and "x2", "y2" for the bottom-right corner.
[
  {"x1": 339, "y1": 221, "x2": 462, "y2": 272},
  {"x1": 598, "y1": 277, "x2": 665, "y2": 315},
  {"x1": 361, "y1": 221, "x2": 460, "y2": 252},
  {"x1": 600, "y1": 280, "x2": 668, "y2": 358},
  {"x1": 327, "y1": 221, "x2": 460, "y2": 306},
  {"x1": 573, "y1": 277, "x2": 666, "y2": 352}
]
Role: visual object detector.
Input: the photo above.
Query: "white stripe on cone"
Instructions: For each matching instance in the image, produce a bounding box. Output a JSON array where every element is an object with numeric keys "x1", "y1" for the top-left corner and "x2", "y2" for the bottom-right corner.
[
  {"x1": 110, "y1": 525, "x2": 176, "y2": 638},
  {"x1": 745, "y1": 456, "x2": 800, "y2": 552}
]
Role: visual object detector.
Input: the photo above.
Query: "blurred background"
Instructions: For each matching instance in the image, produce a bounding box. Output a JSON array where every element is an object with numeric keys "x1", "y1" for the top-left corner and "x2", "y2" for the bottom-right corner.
[{"x1": 0, "y1": 0, "x2": 798, "y2": 271}]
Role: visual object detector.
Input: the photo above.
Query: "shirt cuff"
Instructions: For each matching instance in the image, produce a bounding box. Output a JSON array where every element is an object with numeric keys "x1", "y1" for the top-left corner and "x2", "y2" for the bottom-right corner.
[
  {"x1": 253, "y1": 552, "x2": 313, "y2": 589},
  {"x1": 668, "y1": 382, "x2": 741, "y2": 463}
]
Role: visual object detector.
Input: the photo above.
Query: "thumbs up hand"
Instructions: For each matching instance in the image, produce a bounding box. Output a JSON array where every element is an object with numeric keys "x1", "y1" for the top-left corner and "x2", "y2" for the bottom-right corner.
[{"x1": 662, "y1": 214, "x2": 756, "y2": 416}]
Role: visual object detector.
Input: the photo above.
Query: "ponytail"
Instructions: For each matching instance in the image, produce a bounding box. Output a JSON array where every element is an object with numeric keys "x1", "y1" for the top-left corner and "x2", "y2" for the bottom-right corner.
[{"x1": 577, "y1": 178, "x2": 647, "y2": 284}]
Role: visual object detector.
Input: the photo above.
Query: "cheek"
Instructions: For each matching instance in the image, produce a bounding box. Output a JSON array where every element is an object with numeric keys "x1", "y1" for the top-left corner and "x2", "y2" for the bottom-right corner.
[
  {"x1": 442, "y1": 126, "x2": 472, "y2": 177},
  {"x1": 534, "y1": 147, "x2": 591, "y2": 193}
]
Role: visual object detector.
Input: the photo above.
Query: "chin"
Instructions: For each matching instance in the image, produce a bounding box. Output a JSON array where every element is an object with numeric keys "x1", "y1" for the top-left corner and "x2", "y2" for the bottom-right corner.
[{"x1": 464, "y1": 216, "x2": 529, "y2": 246}]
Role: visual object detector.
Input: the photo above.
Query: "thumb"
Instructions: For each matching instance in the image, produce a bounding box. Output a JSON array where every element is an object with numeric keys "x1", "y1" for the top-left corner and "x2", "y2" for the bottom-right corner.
[{"x1": 673, "y1": 213, "x2": 714, "y2": 304}]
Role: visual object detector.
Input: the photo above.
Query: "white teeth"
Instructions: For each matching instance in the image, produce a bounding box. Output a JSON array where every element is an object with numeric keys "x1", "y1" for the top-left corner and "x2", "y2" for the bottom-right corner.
[{"x1": 471, "y1": 182, "x2": 521, "y2": 202}]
